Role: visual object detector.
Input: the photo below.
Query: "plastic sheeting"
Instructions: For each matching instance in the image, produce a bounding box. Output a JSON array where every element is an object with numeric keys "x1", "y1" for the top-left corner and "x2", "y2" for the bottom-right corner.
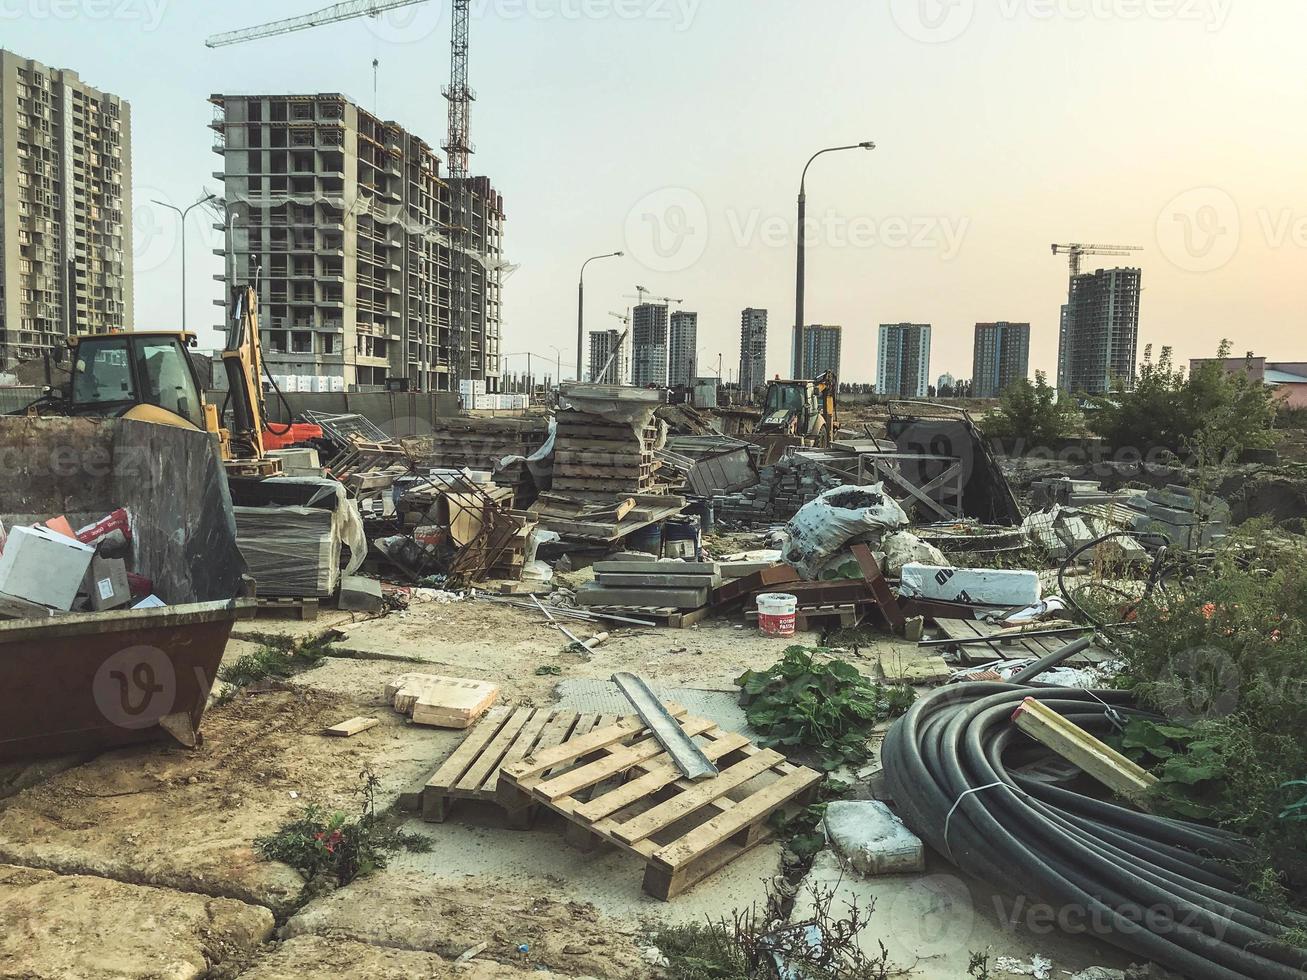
[
  {"x1": 262, "y1": 477, "x2": 365, "y2": 575},
  {"x1": 781, "y1": 484, "x2": 908, "y2": 580}
]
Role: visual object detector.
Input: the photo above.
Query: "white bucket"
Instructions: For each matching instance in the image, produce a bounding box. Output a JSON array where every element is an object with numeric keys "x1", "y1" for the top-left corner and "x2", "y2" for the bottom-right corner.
[{"x1": 757, "y1": 592, "x2": 798, "y2": 638}]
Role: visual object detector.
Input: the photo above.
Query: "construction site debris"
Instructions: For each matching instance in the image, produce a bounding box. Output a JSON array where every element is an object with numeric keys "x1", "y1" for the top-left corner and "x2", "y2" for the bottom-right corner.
[
  {"x1": 898, "y1": 563, "x2": 1041, "y2": 606},
  {"x1": 386, "y1": 673, "x2": 500, "y2": 729},
  {"x1": 713, "y1": 454, "x2": 844, "y2": 525},
  {"x1": 0, "y1": 525, "x2": 95, "y2": 611},
  {"x1": 880, "y1": 530, "x2": 947, "y2": 577},
  {"x1": 337, "y1": 575, "x2": 383, "y2": 612},
  {"x1": 781, "y1": 484, "x2": 908, "y2": 580},
  {"x1": 322, "y1": 716, "x2": 380, "y2": 738},
  {"x1": 822, "y1": 800, "x2": 925, "y2": 876},
  {"x1": 612, "y1": 672, "x2": 719, "y2": 781}
]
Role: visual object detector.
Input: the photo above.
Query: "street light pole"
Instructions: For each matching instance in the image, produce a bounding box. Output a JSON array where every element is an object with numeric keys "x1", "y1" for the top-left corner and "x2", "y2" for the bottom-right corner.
[
  {"x1": 153, "y1": 193, "x2": 216, "y2": 332},
  {"x1": 793, "y1": 142, "x2": 875, "y2": 377},
  {"x1": 577, "y1": 251, "x2": 623, "y2": 383}
]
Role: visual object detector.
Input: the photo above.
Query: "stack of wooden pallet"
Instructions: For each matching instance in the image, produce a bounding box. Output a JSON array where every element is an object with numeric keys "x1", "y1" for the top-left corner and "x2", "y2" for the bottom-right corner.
[
  {"x1": 415, "y1": 703, "x2": 821, "y2": 900},
  {"x1": 552, "y1": 412, "x2": 665, "y2": 496}
]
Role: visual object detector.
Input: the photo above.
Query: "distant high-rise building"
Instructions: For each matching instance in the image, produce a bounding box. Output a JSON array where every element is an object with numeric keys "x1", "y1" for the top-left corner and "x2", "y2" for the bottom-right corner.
[
  {"x1": 1058, "y1": 267, "x2": 1142, "y2": 394},
  {"x1": 878, "y1": 323, "x2": 932, "y2": 398},
  {"x1": 631, "y1": 302, "x2": 669, "y2": 386},
  {"x1": 210, "y1": 91, "x2": 505, "y2": 392},
  {"x1": 799, "y1": 324, "x2": 841, "y2": 378},
  {"x1": 738, "y1": 308, "x2": 768, "y2": 401},
  {"x1": 589, "y1": 328, "x2": 623, "y2": 384},
  {"x1": 668, "y1": 310, "x2": 698, "y2": 387},
  {"x1": 937, "y1": 373, "x2": 956, "y2": 393},
  {"x1": 0, "y1": 50, "x2": 133, "y2": 369},
  {"x1": 972, "y1": 322, "x2": 1031, "y2": 398}
]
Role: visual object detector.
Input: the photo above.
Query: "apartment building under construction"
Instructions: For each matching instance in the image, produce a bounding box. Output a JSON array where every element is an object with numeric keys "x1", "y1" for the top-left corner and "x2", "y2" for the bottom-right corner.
[
  {"x1": 210, "y1": 91, "x2": 504, "y2": 392},
  {"x1": 1058, "y1": 267, "x2": 1142, "y2": 394},
  {"x1": 0, "y1": 49, "x2": 133, "y2": 370}
]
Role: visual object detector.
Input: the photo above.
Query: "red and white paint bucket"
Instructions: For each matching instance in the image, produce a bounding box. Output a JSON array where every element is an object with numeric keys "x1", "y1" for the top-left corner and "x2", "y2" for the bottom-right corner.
[{"x1": 756, "y1": 593, "x2": 798, "y2": 638}]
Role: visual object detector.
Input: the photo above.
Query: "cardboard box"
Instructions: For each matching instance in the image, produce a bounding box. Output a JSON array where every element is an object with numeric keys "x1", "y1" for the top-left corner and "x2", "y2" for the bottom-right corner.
[
  {"x1": 0, "y1": 525, "x2": 96, "y2": 610},
  {"x1": 83, "y1": 555, "x2": 131, "y2": 611}
]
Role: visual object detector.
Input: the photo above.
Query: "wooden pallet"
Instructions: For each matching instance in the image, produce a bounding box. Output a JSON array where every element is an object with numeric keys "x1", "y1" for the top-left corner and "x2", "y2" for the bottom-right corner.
[
  {"x1": 935, "y1": 617, "x2": 1112, "y2": 667},
  {"x1": 499, "y1": 714, "x2": 822, "y2": 900},
  {"x1": 746, "y1": 603, "x2": 864, "y2": 630},
  {"x1": 581, "y1": 604, "x2": 711, "y2": 629},
  {"x1": 255, "y1": 596, "x2": 321, "y2": 621},
  {"x1": 421, "y1": 707, "x2": 626, "y2": 827}
]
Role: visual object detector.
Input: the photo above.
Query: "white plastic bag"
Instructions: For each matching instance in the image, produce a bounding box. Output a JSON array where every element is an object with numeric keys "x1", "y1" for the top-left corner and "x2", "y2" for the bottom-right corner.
[{"x1": 782, "y1": 484, "x2": 908, "y2": 580}]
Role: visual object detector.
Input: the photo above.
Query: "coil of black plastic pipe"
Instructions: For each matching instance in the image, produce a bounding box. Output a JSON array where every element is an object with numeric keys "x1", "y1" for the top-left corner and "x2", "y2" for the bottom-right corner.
[{"x1": 881, "y1": 683, "x2": 1307, "y2": 980}]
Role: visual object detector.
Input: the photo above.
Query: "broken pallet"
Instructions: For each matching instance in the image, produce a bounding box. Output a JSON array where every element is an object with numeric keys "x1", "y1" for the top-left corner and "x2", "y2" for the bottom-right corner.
[{"x1": 499, "y1": 714, "x2": 821, "y2": 900}]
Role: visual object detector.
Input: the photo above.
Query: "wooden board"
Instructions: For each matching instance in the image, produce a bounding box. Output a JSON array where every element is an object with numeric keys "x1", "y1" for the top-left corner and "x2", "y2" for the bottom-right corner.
[
  {"x1": 499, "y1": 713, "x2": 821, "y2": 900},
  {"x1": 934, "y1": 618, "x2": 1111, "y2": 666},
  {"x1": 323, "y1": 716, "x2": 380, "y2": 737},
  {"x1": 420, "y1": 707, "x2": 629, "y2": 826},
  {"x1": 580, "y1": 605, "x2": 711, "y2": 629}
]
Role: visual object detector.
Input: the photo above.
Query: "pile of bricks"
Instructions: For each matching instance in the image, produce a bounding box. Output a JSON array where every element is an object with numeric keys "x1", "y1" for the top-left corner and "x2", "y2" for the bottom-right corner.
[
  {"x1": 712, "y1": 455, "x2": 842, "y2": 525},
  {"x1": 551, "y1": 412, "x2": 666, "y2": 496}
]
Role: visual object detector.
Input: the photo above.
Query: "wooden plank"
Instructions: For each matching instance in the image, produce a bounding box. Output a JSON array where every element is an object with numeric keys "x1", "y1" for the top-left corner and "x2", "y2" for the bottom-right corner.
[
  {"x1": 425, "y1": 708, "x2": 512, "y2": 791},
  {"x1": 323, "y1": 716, "x2": 380, "y2": 738},
  {"x1": 480, "y1": 708, "x2": 554, "y2": 792},
  {"x1": 504, "y1": 706, "x2": 687, "y2": 782},
  {"x1": 575, "y1": 731, "x2": 750, "y2": 824},
  {"x1": 652, "y1": 766, "x2": 823, "y2": 870},
  {"x1": 609, "y1": 750, "x2": 784, "y2": 846},
  {"x1": 1013, "y1": 697, "x2": 1158, "y2": 806},
  {"x1": 454, "y1": 707, "x2": 535, "y2": 792},
  {"x1": 850, "y1": 543, "x2": 906, "y2": 632},
  {"x1": 534, "y1": 718, "x2": 718, "y2": 802}
]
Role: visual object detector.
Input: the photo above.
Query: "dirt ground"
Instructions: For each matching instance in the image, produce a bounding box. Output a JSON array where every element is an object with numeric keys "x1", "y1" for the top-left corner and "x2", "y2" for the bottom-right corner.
[{"x1": 0, "y1": 584, "x2": 1128, "y2": 979}]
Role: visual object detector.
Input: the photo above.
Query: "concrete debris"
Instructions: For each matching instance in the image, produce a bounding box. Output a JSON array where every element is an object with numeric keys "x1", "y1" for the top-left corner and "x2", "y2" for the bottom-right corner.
[
  {"x1": 822, "y1": 800, "x2": 925, "y2": 875},
  {"x1": 713, "y1": 454, "x2": 844, "y2": 524},
  {"x1": 1071, "y1": 970, "x2": 1127, "y2": 980},
  {"x1": 337, "y1": 575, "x2": 383, "y2": 612}
]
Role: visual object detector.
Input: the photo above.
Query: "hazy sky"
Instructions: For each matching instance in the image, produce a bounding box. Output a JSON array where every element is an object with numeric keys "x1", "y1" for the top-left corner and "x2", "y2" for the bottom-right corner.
[{"x1": 8, "y1": 0, "x2": 1305, "y2": 383}]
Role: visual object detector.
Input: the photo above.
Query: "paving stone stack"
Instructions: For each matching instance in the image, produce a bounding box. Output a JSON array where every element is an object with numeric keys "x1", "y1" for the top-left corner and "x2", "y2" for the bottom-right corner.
[
  {"x1": 1128, "y1": 484, "x2": 1230, "y2": 549},
  {"x1": 576, "y1": 558, "x2": 720, "y2": 610},
  {"x1": 416, "y1": 418, "x2": 550, "y2": 495},
  {"x1": 551, "y1": 411, "x2": 665, "y2": 496},
  {"x1": 712, "y1": 455, "x2": 843, "y2": 525}
]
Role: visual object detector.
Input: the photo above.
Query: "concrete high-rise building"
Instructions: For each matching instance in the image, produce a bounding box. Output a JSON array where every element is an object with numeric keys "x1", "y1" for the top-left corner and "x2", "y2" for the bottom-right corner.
[
  {"x1": 210, "y1": 91, "x2": 504, "y2": 392},
  {"x1": 972, "y1": 321, "x2": 1030, "y2": 398},
  {"x1": 878, "y1": 323, "x2": 932, "y2": 398},
  {"x1": 0, "y1": 50, "x2": 133, "y2": 370},
  {"x1": 799, "y1": 324, "x2": 841, "y2": 378},
  {"x1": 1058, "y1": 267, "x2": 1142, "y2": 394},
  {"x1": 588, "y1": 328, "x2": 623, "y2": 384},
  {"x1": 937, "y1": 373, "x2": 956, "y2": 393},
  {"x1": 738, "y1": 308, "x2": 768, "y2": 401},
  {"x1": 631, "y1": 302, "x2": 669, "y2": 386},
  {"x1": 668, "y1": 310, "x2": 698, "y2": 388}
]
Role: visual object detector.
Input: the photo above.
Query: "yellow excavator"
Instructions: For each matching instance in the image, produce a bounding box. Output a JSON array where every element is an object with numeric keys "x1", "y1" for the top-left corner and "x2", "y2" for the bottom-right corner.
[
  {"x1": 22, "y1": 285, "x2": 283, "y2": 475},
  {"x1": 752, "y1": 371, "x2": 839, "y2": 463}
]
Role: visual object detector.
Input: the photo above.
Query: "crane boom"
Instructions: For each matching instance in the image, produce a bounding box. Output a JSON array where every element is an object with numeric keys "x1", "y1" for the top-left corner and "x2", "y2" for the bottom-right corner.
[
  {"x1": 205, "y1": 0, "x2": 430, "y2": 47},
  {"x1": 1052, "y1": 242, "x2": 1144, "y2": 278}
]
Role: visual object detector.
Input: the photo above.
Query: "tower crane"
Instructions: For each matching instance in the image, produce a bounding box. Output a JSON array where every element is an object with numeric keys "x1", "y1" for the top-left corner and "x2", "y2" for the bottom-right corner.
[
  {"x1": 205, "y1": 0, "x2": 481, "y2": 389},
  {"x1": 1051, "y1": 243, "x2": 1143, "y2": 278}
]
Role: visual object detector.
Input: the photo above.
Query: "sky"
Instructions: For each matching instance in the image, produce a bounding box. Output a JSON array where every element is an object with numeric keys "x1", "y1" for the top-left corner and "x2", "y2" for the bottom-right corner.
[{"x1": 7, "y1": 0, "x2": 1306, "y2": 385}]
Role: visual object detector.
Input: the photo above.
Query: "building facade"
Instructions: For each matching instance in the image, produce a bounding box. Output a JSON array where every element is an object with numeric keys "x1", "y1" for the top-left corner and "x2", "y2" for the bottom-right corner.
[
  {"x1": 588, "y1": 328, "x2": 623, "y2": 384},
  {"x1": 972, "y1": 321, "x2": 1030, "y2": 398},
  {"x1": 630, "y1": 302, "x2": 668, "y2": 386},
  {"x1": 0, "y1": 50, "x2": 132, "y2": 370},
  {"x1": 799, "y1": 323, "x2": 841, "y2": 378},
  {"x1": 877, "y1": 323, "x2": 932, "y2": 398},
  {"x1": 1058, "y1": 267, "x2": 1141, "y2": 394},
  {"x1": 668, "y1": 310, "x2": 698, "y2": 388},
  {"x1": 210, "y1": 91, "x2": 504, "y2": 393},
  {"x1": 738, "y1": 307, "x2": 767, "y2": 401}
]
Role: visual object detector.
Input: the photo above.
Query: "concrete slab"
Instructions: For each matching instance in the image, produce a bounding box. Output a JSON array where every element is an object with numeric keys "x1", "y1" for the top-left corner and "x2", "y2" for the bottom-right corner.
[
  {"x1": 791, "y1": 851, "x2": 1131, "y2": 980},
  {"x1": 577, "y1": 582, "x2": 709, "y2": 609},
  {"x1": 822, "y1": 800, "x2": 924, "y2": 875},
  {"x1": 0, "y1": 863, "x2": 274, "y2": 980},
  {"x1": 338, "y1": 575, "x2": 383, "y2": 612}
]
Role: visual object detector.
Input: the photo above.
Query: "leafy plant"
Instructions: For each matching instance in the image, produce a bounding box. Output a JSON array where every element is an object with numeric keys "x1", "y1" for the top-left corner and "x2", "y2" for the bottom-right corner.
[
  {"x1": 736, "y1": 647, "x2": 915, "y2": 771},
  {"x1": 983, "y1": 371, "x2": 1081, "y2": 446},
  {"x1": 967, "y1": 951, "x2": 992, "y2": 980},
  {"x1": 254, "y1": 769, "x2": 431, "y2": 888}
]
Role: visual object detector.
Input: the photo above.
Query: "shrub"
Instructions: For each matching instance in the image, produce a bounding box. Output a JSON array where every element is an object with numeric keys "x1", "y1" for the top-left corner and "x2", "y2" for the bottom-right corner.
[{"x1": 983, "y1": 371, "x2": 1081, "y2": 446}]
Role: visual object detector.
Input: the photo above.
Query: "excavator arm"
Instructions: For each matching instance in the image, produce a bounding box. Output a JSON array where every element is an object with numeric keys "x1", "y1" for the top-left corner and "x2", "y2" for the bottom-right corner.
[{"x1": 221, "y1": 285, "x2": 269, "y2": 462}]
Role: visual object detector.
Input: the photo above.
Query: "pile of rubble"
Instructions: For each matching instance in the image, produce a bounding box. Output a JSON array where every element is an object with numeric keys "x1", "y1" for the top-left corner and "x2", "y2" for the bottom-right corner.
[{"x1": 712, "y1": 455, "x2": 843, "y2": 525}]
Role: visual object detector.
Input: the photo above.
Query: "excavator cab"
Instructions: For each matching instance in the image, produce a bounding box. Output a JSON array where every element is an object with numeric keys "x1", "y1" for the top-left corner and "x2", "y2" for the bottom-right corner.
[
  {"x1": 68, "y1": 333, "x2": 206, "y2": 430},
  {"x1": 752, "y1": 371, "x2": 839, "y2": 463}
]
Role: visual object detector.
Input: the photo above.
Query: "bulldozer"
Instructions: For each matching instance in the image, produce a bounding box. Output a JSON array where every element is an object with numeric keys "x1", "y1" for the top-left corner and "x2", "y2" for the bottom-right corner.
[
  {"x1": 751, "y1": 371, "x2": 839, "y2": 463},
  {"x1": 17, "y1": 284, "x2": 286, "y2": 476}
]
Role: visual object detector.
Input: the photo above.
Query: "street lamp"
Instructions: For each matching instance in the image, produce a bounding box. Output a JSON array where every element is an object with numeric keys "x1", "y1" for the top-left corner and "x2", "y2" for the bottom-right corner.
[
  {"x1": 153, "y1": 193, "x2": 217, "y2": 332},
  {"x1": 547, "y1": 344, "x2": 562, "y2": 390},
  {"x1": 793, "y1": 142, "x2": 875, "y2": 377},
  {"x1": 577, "y1": 251, "x2": 623, "y2": 384}
]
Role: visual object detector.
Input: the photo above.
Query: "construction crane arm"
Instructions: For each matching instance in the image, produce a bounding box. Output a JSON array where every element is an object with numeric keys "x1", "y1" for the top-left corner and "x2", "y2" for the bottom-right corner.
[{"x1": 205, "y1": 0, "x2": 429, "y2": 48}]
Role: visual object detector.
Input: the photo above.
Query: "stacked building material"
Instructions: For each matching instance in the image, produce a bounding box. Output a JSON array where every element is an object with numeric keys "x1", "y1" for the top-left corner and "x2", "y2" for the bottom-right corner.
[
  {"x1": 576, "y1": 558, "x2": 720, "y2": 611},
  {"x1": 235, "y1": 505, "x2": 341, "y2": 598},
  {"x1": 413, "y1": 417, "x2": 550, "y2": 495},
  {"x1": 1129, "y1": 484, "x2": 1229, "y2": 549},
  {"x1": 712, "y1": 455, "x2": 843, "y2": 524},
  {"x1": 551, "y1": 412, "x2": 666, "y2": 495}
]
